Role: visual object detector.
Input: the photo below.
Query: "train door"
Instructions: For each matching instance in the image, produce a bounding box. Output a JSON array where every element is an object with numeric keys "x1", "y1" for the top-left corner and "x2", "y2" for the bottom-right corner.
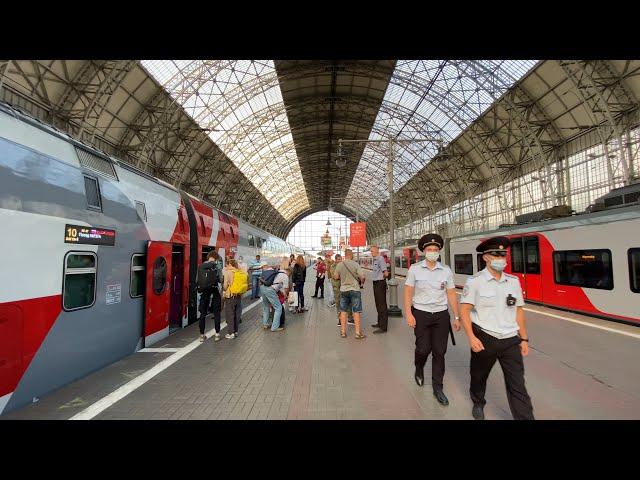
[
  {"x1": 144, "y1": 241, "x2": 172, "y2": 346},
  {"x1": 169, "y1": 245, "x2": 184, "y2": 332},
  {"x1": 509, "y1": 235, "x2": 542, "y2": 302}
]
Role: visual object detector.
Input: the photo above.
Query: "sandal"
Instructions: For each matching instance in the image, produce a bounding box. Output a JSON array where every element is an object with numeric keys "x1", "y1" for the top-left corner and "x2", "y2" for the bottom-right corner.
[
  {"x1": 340, "y1": 331, "x2": 347, "y2": 338},
  {"x1": 354, "y1": 332, "x2": 366, "y2": 340}
]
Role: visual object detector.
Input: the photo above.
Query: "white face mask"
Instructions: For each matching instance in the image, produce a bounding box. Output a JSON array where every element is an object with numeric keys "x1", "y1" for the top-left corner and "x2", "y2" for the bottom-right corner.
[
  {"x1": 490, "y1": 259, "x2": 507, "y2": 271},
  {"x1": 425, "y1": 251, "x2": 440, "y2": 262}
]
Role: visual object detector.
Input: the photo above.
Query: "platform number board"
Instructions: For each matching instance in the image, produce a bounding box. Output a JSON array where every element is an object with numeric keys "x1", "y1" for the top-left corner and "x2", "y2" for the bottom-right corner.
[{"x1": 65, "y1": 224, "x2": 116, "y2": 246}]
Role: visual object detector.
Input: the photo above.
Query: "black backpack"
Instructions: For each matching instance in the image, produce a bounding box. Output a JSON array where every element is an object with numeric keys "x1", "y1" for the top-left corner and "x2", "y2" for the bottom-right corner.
[
  {"x1": 197, "y1": 262, "x2": 219, "y2": 292},
  {"x1": 260, "y1": 270, "x2": 279, "y2": 287}
]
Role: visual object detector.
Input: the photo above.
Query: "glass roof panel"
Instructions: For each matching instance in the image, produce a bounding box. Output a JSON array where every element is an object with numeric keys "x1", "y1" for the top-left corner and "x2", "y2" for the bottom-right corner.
[
  {"x1": 141, "y1": 60, "x2": 309, "y2": 221},
  {"x1": 345, "y1": 59, "x2": 538, "y2": 217}
]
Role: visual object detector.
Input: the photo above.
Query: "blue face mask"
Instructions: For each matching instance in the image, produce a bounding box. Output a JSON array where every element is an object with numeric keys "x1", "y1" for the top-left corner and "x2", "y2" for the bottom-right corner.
[
  {"x1": 425, "y1": 252, "x2": 440, "y2": 262},
  {"x1": 490, "y1": 259, "x2": 507, "y2": 272}
]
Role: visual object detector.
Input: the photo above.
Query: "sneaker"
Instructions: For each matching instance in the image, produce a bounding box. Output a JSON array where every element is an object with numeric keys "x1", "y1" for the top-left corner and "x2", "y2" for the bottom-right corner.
[
  {"x1": 272, "y1": 327, "x2": 285, "y2": 332},
  {"x1": 262, "y1": 325, "x2": 270, "y2": 330},
  {"x1": 214, "y1": 333, "x2": 221, "y2": 342},
  {"x1": 347, "y1": 319, "x2": 355, "y2": 325},
  {"x1": 225, "y1": 333, "x2": 235, "y2": 339},
  {"x1": 199, "y1": 334, "x2": 206, "y2": 342}
]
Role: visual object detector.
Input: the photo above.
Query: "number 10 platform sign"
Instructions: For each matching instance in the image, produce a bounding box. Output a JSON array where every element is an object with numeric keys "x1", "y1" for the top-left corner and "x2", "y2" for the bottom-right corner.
[{"x1": 349, "y1": 222, "x2": 366, "y2": 247}]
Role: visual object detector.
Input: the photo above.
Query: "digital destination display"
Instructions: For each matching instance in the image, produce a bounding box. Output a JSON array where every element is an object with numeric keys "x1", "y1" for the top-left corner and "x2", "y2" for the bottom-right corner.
[{"x1": 64, "y1": 224, "x2": 116, "y2": 246}]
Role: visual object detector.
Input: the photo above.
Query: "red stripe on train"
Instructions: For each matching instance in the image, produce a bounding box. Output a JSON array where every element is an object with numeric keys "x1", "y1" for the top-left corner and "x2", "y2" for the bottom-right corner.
[{"x1": 0, "y1": 295, "x2": 62, "y2": 397}]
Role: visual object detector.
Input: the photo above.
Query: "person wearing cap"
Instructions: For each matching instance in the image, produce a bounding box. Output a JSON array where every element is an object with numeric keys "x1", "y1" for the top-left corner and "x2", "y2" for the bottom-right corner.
[
  {"x1": 459, "y1": 235, "x2": 534, "y2": 420},
  {"x1": 370, "y1": 245, "x2": 389, "y2": 334},
  {"x1": 404, "y1": 233, "x2": 461, "y2": 406}
]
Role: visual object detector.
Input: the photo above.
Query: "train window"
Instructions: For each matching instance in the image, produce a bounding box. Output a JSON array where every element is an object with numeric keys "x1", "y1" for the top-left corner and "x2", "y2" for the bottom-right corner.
[
  {"x1": 230, "y1": 226, "x2": 235, "y2": 238},
  {"x1": 248, "y1": 234, "x2": 255, "y2": 247},
  {"x1": 130, "y1": 254, "x2": 146, "y2": 298},
  {"x1": 454, "y1": 254, "x2": 473, "y2": 275},
  {"x1": 510, "y1": 240, "x2": 524, "y2": 273},
  {"x1": 629, "y1": 249, "x2": 640, "y2": 293},
  {"x1": 135, "y1": 201, "x2": 147, "y2": 221},
  {"x1": 477, "y1": 254, "x2": 486, "y2": 271},
  {"x1": 524, "y1": 237, "x2": 540, "y2": 274},
  {"x1": 395, "y1": 256, "x2": 401, "y2": 268},
  {"x1": 152, "y1": 256, "x2": 167, "y2": 295},
  {"x1": 83, "y1": 175, "x2": 102, "y2": 211},
  {"x1": 553, "y1": 250, "x2": 613, "y2": 290},
  {"x1": 63, "y1": 252, "x2": 97, "y2": 311},
  {"x1": 401, "y1": 255, "x2": 409, "y2": 269},
  {"x1": 256, "y1": 237, "x2": 263, "y2": 248},
  {"x1": 199, "y1": 215, "x2": 206, "y2": 234}
]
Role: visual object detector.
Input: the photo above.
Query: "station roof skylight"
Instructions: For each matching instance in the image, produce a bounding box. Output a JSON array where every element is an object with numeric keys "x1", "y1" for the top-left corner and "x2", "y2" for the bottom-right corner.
[
  {"x1": 344, "y1": 60, "x2": 538, "y2": 217},
  {"x1": 141, "y1": 60, "x2": 309, "y2": 220}
]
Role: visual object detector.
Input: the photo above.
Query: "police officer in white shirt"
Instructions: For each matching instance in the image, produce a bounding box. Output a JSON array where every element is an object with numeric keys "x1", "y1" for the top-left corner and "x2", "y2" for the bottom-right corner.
[
  {"x1": 404, "y1": 234, "x2": 461, "y2": 406},
  {"x1": 459, "y1": 236, "x2": 534, "y2": 420}
]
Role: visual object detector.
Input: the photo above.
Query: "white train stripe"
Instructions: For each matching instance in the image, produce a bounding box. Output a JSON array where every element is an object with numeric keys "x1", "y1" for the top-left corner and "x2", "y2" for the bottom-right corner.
[
  {"x1": 0, "y1": 208, "x2": 97, "y2": 303},
  {"x1": 70, "y1": 299, "x2": 262, "y2": 420},
  {"x1": 0, "y1": 393, "x2": 13, "y2": 415}
]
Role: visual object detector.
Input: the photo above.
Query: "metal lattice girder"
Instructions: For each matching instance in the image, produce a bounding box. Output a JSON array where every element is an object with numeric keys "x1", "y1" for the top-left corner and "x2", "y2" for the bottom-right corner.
[{"x1": 559, "y1": 60, "x2": 638, "y2": 185}]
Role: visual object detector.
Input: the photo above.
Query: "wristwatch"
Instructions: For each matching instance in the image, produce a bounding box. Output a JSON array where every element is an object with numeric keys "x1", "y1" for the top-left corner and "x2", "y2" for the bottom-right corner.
[
  {"x1": 454, "y1": 316, "x2": 460, "y2": 320},
  {"x1": 519, "y1": 338, "x2": 529, "y2": 342}
]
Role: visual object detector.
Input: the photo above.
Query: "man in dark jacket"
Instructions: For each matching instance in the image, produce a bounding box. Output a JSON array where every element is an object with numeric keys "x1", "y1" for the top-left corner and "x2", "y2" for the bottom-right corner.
[{"x1": 198, "y1": 251, "x2": 222, "y2": 342}]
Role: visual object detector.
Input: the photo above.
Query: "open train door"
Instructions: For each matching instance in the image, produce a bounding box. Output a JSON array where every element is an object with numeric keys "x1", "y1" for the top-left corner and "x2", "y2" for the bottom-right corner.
[
  {"x1": 509, "y1": 235, "x2": 542, "y2": 302},
  {"x1": 144, "y1": 241, "x2": 172, "y2": 347}
]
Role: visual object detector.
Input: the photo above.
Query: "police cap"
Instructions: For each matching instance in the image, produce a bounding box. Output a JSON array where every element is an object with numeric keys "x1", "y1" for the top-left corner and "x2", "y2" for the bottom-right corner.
[
  {"x1": 418, "y1": 233, "x2": 444, "y2": 251},
  {"x1": 476, "y1": 236, "x2": 510, "y2": 254}
]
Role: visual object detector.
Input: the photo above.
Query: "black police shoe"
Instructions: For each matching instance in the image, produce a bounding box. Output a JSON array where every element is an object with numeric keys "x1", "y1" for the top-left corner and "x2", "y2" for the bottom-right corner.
[
  {"x1": 372, "y1": 328, "x2": 387, "y2": 334},
  {"x1": 433, "y1": 390, "x2": 449, "y2": 406},
  {"x1": 371, "y1": 323, "x2": 380, "y2": 328},
  {"x1": 414, "y1": 367, "x2": 424, "y2": 386},
  {"x1": 472, "y1": 404, "x2": 485, "y2": 420}
]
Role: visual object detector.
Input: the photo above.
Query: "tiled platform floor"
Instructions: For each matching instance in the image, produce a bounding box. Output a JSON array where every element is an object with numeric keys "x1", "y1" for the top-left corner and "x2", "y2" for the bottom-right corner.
[{"x1": 4, "y1": 270, "x2": 640, "y2": 420}]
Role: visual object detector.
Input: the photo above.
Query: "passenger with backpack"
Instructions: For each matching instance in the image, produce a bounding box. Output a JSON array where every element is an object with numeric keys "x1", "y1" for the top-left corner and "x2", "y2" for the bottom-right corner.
[
  {"x1": 222, "y1": 258, "x2": 248, "y2": 339},
  {"x1": 260, "y1": 260, "x2": 289, "y2": 332},
  {"x1": 197, "y1": 251, "x2": 222, "y2": 342}
]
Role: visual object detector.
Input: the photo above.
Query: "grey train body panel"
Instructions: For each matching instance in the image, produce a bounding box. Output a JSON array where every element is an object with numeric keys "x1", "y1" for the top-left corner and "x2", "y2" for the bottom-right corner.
[{"x1": 0, "y1": 135, "x2": 150, "y2": 414}]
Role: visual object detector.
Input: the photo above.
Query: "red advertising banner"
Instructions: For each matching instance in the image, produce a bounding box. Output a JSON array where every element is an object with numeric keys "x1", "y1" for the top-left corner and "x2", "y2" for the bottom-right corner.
[{"x1": 349, "y1": 222, "x2": 366, "y2": 247}]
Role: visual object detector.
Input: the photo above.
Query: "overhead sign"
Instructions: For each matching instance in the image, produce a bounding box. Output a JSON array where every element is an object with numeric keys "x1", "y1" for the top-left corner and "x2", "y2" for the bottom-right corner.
[
  {"x1": 65, "y1": 224, "x2": 116, "y2": 246},
  {"x1": 350, "y1": 222, "x2": 366, "y2": 247},
  {"x1": 321, "y1": 232, "x2": 332, "y2": 247}
]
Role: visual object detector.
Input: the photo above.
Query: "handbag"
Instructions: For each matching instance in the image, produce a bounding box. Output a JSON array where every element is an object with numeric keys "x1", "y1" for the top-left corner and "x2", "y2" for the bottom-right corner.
[{"x1": 288, "y1": 290, "x2": 299, "y2": 307}]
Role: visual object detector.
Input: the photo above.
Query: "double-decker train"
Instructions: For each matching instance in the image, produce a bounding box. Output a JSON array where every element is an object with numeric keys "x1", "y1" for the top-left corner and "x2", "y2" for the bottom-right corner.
[
  {"x1": 0, "y1": 102, "x2": 307, "y2": 415},
  {"x1": 359, "y1": 204, "x2": 640, "y2": 326}
]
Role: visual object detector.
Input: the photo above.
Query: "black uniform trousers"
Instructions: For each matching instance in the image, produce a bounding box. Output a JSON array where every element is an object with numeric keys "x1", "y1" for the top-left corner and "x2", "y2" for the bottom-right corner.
[
  {"x1": 373, "y1": 280, "x2": 388, "y2": 330},
  {"x1": 198, "y1": 287, "x2": 221, "y2": 335},
  {"x1": 413, "y1": 307, "x2": 450, "y2": 392},
  {"x1": 314, "y1": 276, "x2": 325, "y2": 297},
  {"x1": 470, "y1": 323, "x2": 534, "y2": 420}
]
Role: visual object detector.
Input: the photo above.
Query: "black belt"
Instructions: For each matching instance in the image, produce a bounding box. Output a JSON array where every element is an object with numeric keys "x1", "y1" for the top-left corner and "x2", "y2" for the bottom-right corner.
[{"x1": 412, "y1": 307, "x2": 447, "y2": 314}]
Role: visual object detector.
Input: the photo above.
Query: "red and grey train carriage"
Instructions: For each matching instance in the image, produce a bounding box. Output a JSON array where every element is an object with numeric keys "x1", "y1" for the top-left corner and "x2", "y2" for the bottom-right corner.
[
  {"x1": 448, "y1": 203, "x2": 640, "y2": 325},
  {"x1": 0, "y1": 102, "x2": 302, "y2": 415}
]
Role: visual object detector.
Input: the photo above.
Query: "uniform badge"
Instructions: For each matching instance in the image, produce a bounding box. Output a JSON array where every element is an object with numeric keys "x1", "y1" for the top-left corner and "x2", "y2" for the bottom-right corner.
[
  {"x1": 440, "y1": 281, "x2": 446, "y2": 290},
  {"x1": 462, "y1": 285, "x2": 469, "y2": 297}
]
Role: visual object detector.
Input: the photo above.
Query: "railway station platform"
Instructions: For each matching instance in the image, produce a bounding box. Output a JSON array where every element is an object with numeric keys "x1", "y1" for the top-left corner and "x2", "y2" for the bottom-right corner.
[{"x1": 3, "y1": 270, "x2": 639, "y2": 421}]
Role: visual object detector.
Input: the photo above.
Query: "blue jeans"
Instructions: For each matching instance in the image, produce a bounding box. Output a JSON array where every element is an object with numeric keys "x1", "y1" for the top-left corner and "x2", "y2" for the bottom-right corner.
[
  {"x1": 252, "y1": 275, "x2": 261, "y2": 298},
  {"x1": 339, "y1": 290, "x2": 363, "y2": 313},
  {"x1": 260, "y1": 285, "x2": 283, "y2": 330}
]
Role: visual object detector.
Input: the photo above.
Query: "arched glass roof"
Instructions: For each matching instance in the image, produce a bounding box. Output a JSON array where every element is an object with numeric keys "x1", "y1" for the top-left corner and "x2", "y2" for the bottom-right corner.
[
  {"x1": 141, "y1": 60, "x2": 309, "y2": 220},
  {"x1": 343, "y1": 60, "x2": 538, "y2": 217}
]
